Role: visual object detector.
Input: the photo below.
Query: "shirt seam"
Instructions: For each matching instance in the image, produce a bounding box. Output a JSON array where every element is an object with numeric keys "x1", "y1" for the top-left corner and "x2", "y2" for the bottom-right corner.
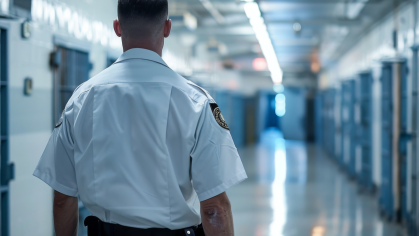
[
  {"x1": 114, "y1": 58, "x2": 169, "y2": 68},
  {"x1": 88, "y1": 82, "x2": 205, "y2": 105},
  {"x1": 166, "y1": 86, "x2": 173, "y2": 227},
  {"x1": 92, "y1": 87, "x2": 98, "y2": 208}
]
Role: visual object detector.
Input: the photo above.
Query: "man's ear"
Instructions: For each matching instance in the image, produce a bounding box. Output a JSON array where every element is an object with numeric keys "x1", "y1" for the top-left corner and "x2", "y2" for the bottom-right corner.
[
  {"x1": 164, "y1": 19, "x2": 172, "y2": 38},
  {"x1": 114, "y1": 19, "x2": 122, "y2": 37}
]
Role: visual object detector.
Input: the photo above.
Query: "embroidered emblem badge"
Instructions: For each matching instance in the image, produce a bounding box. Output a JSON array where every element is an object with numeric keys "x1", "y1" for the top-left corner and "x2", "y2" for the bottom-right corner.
[{"x1": 210, "y1": 103, "x2": 229, "y2": 130}]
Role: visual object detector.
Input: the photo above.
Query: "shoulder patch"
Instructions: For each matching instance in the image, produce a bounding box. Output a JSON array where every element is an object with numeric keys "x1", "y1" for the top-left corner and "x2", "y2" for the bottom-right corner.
[{"x1": 210, "y1": 103, "x2": 229, "y2": 130}]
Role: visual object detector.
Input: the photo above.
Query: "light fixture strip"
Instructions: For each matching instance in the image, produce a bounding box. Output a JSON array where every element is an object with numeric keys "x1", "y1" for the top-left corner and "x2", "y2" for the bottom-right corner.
[
  {"x1": 199, "y1": 0, "x2": 225, "y2": 24},
  {"x1": 244, "y1": 2, "x2": 283, "y2": 84}
]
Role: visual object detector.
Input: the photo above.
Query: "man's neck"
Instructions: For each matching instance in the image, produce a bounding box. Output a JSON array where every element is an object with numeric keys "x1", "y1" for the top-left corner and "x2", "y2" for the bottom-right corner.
[{"x1": 122, "y1": 40, "x2": 163, "y2": 56}]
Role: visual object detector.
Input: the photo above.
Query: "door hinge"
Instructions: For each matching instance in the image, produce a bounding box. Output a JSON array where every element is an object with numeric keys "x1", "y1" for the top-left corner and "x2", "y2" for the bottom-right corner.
[
  {"x1": 5, "y1": 162, "x2": 14, "y2": 183},
  {"x1": 50, "y1": 51, "x2": 61, "y2": 68}
]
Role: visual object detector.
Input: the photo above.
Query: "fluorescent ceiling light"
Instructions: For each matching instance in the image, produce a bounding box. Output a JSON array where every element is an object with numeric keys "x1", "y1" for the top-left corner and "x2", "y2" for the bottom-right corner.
[
  {"x1": 244, "y1": 2, "x2": 261, "y2": 19},
  {"x1": 183, "y1": 12, "x2": 197, "y2": 31},
  {"x1": 244, "y1": 2, "x2": 283, "y2": 84},
  {"x1": 199, "y1": 0, "x2": 225, "y2": 24}
]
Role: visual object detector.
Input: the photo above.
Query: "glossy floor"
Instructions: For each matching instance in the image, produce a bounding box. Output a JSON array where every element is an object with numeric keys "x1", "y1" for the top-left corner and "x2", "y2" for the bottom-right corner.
[{"x1": 227, "y1": 129, "x2": 406, "y2": 236}]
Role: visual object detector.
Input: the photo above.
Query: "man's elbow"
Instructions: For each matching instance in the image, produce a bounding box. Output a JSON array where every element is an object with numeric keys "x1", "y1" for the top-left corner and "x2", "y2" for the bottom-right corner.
[{"x1": 201, "y1": 192, "x2": 232, "y2": 219}]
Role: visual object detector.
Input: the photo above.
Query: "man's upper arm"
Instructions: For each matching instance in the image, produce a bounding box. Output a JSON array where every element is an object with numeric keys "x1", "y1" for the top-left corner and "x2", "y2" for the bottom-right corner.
[
  {"x1": 33, "y1": 107, "x2": 78, "y2": 197},
  {"x1": 190, "y1": 100, "x2": 247, "y2": 202}
]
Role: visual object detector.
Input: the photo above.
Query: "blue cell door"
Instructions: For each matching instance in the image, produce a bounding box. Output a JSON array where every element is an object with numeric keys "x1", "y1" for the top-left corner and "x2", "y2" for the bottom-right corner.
[
  {"x1": 0, "y1": 28, "x2": 14, "y2": 236},
  {"x1": 341, "y1": 81, "x2": 351, "y2": 169},
  {"x1": 399, "y1": 61, "x2": 409, "y2": 223},
  {"x1": 229, "y1": 93, "x2": 245, "y2": 148},
  {"x1": 409, "y1": 47, "x2": 418, "y2": 236},
  {"x1": 359, "y1": 72, "x2": 373, "y2": 190},
  {"x1": 341, "y1": 80, "x2": 356, "y2": 176},
  {"x1": 315, "y1": 92, "x2": 323, "y2": 145},
  {"x1": 348, "y1": 80, "x2": 357, "y2": 178},
  {"x1": 53, "y1": 46, "x2": 91, "y2": 236},
  {"x1": 380, "y1": 62, "x2": 394, "y2": 220},
  {"x1": 379, "y1": 60, "x2": 409, "y2": 221},
  {"x1": 323, "y1": 89, "x2": 335, "y2": 157}
]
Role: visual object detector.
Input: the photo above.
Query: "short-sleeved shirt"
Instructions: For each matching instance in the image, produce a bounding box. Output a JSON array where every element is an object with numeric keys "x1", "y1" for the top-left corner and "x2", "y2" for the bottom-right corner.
[{"x1": 33, "y1": 48, "x2": 247, "y2": 230}]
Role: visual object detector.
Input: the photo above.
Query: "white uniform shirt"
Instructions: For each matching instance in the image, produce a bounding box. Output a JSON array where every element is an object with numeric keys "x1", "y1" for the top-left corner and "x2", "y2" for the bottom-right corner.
[{"x1": 33, "y1": 48, "x2": 247, "y2": 230}]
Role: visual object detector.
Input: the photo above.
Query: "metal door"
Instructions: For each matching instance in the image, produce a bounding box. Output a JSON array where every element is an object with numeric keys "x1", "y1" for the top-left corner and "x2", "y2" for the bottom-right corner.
[
  {"x1": 348, "y1": 80, "x2": 357, "y2": 178},
  {"x1": 380, "y1": 62, "x2": 394, "y2": 220},
  {"x1": 409, "y1": 46, "x2": 418, "y2": 236},
  {"x1": 315, "y1": 92, "x2": 323, "y2": 145},
  {"x1": 230, "y1": 93, "x2": 245, "y2": 148},
  {"x1": 341, "y1": 81, "x2": 351, "y2": 170},
  {"x1": 52, "y1": 46, "x2": 91, "y2": 236},
  {"x1": 399, "y1": 61, "x2": 409, "y2": 223},
  {"x1": 0, "y1": 28, "x2": 14, "y2": 236},
  {"x1": 324, "y1": 89, "x2": 336, "y2": 157},
  {"x1": 359, "y1": 72, "x2": 373, "y2": 190},
  {"x1": 379, "y1": 60, "x2": 408, "y2": 221}
]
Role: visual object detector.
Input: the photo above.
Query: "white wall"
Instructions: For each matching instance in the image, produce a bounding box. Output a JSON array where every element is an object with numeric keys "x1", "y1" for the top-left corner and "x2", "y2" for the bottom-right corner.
[
  {"x1": 7, "y1": 1, "x2": 125, "y2": 235},
  {"x1": 6, "y1": 18, "x2": 55, "y2": 236},
  {"x1": 320, "y1": 1, "x2": 416, "y2": 85}
]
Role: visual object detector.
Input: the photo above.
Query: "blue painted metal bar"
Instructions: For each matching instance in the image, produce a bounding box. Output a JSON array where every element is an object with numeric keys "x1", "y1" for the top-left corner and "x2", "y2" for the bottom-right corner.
[
  {"x1": 399, "y1": 61, "x2": 410, "y2": 224},
  {"x1": 409, "y1": 45, "x2": 419, "y2": 236},
  {"x1": 348, "y1": 80, "x2": 357, "y2": 178},
  {"x1": 359, "y1": 72, "x2": 373, "y2": 191},
  {"x1": 0, "y1": 28, "x2": 11, "y2": 236},
  {"x1": 341, "y1": 81, "x2": 353, "y2": 171},
  {"x1": 380, "y1": 61, "x2": 394, "y2": 221}
]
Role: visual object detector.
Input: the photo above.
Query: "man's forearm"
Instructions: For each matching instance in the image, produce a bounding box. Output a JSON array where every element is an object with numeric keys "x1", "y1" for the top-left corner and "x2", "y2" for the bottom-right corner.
[
  {"x1": 200, "y1": 192, "x2": 234, "y2": 236},
  {"x1": 53, "y1": 191, "x2": 79, "y2": 236}
]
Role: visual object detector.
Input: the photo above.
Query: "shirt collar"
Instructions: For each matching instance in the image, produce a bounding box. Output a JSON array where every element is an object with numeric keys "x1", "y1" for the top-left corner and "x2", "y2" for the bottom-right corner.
[{"x1": 115, "y1": 48, "x2": 169, "y2": 68}]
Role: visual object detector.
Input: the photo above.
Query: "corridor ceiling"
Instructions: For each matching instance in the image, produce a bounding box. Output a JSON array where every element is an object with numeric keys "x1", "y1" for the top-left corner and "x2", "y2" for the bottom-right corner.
[{"x1": 169, "y1": 0, "x2": 408, "y2": 81}]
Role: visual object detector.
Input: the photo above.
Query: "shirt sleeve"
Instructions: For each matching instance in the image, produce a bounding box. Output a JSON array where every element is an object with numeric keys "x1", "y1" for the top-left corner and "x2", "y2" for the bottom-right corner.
[
  {"x1": 190, "y1": 100, "x2": 247, "y2": 201},
  {"x1": 33, "y1": 108, "x2": 78, "y2": 197}
]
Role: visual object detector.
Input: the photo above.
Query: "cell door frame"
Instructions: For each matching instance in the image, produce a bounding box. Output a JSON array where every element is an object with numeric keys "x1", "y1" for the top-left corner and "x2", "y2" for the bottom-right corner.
[
  {"x1": 0, "y1": 21, "x2": 13, "y2": 236},
  {"x1": 52, "y1": 35, "x2": 91, "y2": 125},
  {"x1": 411, "y1": 45, "x2": 419, "y2": 235}
]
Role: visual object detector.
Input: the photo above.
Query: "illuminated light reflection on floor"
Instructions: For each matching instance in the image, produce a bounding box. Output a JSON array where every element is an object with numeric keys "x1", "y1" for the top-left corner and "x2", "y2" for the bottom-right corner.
[
  {"x1": 228, "y1": 129, "x2": 406, "y2": 236},
  {"x1": 269, "y1": 136, "x2": 287, "y2": 236}
]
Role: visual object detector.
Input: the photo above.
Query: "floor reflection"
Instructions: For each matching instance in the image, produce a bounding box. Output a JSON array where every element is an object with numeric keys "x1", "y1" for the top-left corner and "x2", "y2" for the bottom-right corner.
[{"x1": 227, "y1": 129, "x2": 406, "y2": 236}]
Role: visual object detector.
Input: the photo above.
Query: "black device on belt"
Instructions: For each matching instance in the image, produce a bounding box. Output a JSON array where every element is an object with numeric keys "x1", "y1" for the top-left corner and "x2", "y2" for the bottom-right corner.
[{"x1": 84, "y1": 216, "x2": 205, "y2": 236}]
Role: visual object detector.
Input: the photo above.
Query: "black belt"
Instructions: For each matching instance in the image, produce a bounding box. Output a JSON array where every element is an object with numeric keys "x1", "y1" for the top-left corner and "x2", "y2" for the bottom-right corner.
[{"x1": 84, "y1": 216, "x2": 205, "y2": 236}]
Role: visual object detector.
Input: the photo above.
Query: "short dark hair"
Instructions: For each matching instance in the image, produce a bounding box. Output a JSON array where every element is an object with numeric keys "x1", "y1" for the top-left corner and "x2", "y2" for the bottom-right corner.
[{"x1": 118, "y1": 0, "x2": 169, "y2": 39}]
